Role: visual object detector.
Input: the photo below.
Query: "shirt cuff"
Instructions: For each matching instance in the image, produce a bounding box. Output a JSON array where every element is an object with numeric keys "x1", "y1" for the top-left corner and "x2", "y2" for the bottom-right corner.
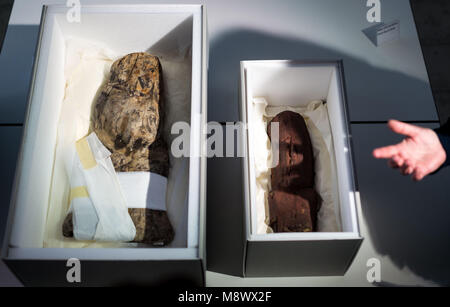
[{"x1": 435, "y1": 130, "x2": 450, "y2": 169}]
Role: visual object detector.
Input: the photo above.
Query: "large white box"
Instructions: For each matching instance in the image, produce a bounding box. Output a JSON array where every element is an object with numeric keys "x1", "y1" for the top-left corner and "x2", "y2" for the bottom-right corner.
[
  {"x1": 239, "y1": 60, "x2": 363, "y2": 277},
  {"x1": 1, "y1": 4, "x2": 207, "y2": 286}
]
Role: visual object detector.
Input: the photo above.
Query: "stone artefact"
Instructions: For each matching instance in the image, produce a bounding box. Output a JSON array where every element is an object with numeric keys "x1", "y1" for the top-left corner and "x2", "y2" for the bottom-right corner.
[
  {"x1": 92, "y1": 52, "x2": 169, "y2": 175},
  {"x1": 267, "y1": 111, "x2": 321, "y2": 232},
  {"x1": 63, "y1": 52, "x2": 174, "y2": 245}
]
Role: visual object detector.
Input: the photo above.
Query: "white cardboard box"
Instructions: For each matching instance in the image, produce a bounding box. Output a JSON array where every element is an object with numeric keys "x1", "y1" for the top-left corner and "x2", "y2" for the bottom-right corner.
[
  {"x1": 239, "y1": 60, "x2": 363, "y2": 277},
  {"x1": 1, "y1": 4, "x2": 207, "y2": 286}
]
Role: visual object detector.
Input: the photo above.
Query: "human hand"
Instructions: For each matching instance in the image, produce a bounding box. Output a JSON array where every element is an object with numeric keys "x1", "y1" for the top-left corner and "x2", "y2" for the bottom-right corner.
[{"x1": 372, "y1": 120, "x2": 447, "y2": 181}]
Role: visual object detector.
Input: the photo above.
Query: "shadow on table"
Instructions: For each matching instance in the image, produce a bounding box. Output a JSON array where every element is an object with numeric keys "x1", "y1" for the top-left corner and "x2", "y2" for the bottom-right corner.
[
  {"x1": 352, "y1": 123, "x2": 450, "y2": 287},
  {"x1": 206, "y1": 29, "x2": 450, "y2": 286},
  {"x1": 207, "y1": 28, "x2": 438, "y2": 123}
]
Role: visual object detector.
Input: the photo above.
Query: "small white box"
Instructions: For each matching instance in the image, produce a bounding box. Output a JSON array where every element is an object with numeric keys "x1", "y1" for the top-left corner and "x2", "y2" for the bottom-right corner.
[
  {"x1": 1, "y1": 4, "x2": 207, "y2": 286},
  {"x1": 240, "y1": 60, "x2": 363, "y2": 277}
]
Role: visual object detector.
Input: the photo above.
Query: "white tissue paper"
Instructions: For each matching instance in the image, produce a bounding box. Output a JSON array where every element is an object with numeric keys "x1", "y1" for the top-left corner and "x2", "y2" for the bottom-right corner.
[{"x1": 252, "y1": 98, "x2": 341, "y2": 234}]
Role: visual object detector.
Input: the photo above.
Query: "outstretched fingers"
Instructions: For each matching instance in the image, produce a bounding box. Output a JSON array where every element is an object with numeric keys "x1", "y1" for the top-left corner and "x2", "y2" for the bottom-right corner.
[
  {"x1": 413, "y1": 170, "x2": 426, "y2": 181},
  {"x1": 388, "y1": 155, "x2": 404, "y2": 168},
  {"x1": 373, "y1": 144, "x2": 402, "y2": 159},
  {"x1": 401, "y1": 164, "x2": 415, "y2": 176},
  {"x1": 412, "y1": 164, "x2": 431, "y2": 181},
  {"x1": 388, "y1": 120, "x2": 422, "y2": 138}
]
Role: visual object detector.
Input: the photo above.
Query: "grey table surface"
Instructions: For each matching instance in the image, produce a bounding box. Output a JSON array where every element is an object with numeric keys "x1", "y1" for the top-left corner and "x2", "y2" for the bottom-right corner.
[
  {"x1": 1, "y1": 0, "x2": 449, "y2": 287},
  {"x1": 0, "y1": 0, "x2": 440, "y2": 124},
  {"x1": 206, "y1": 122, "x2": 450, "y2": 287}
]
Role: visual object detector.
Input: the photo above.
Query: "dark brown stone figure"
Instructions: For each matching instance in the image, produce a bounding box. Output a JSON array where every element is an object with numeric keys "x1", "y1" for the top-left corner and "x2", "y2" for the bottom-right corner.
[
  {"x1": 267, "y1": 111, "x2": 321, "y2": 232},
  {"x1": 268, "y1": 189, "x2": 320, "y2": 233},
  {"x1": 268, "y1": 111, "x2": 315, "y2": 192},
  {"x1": 63, "y1": 52, "x2": 174, "y2": 246}
]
